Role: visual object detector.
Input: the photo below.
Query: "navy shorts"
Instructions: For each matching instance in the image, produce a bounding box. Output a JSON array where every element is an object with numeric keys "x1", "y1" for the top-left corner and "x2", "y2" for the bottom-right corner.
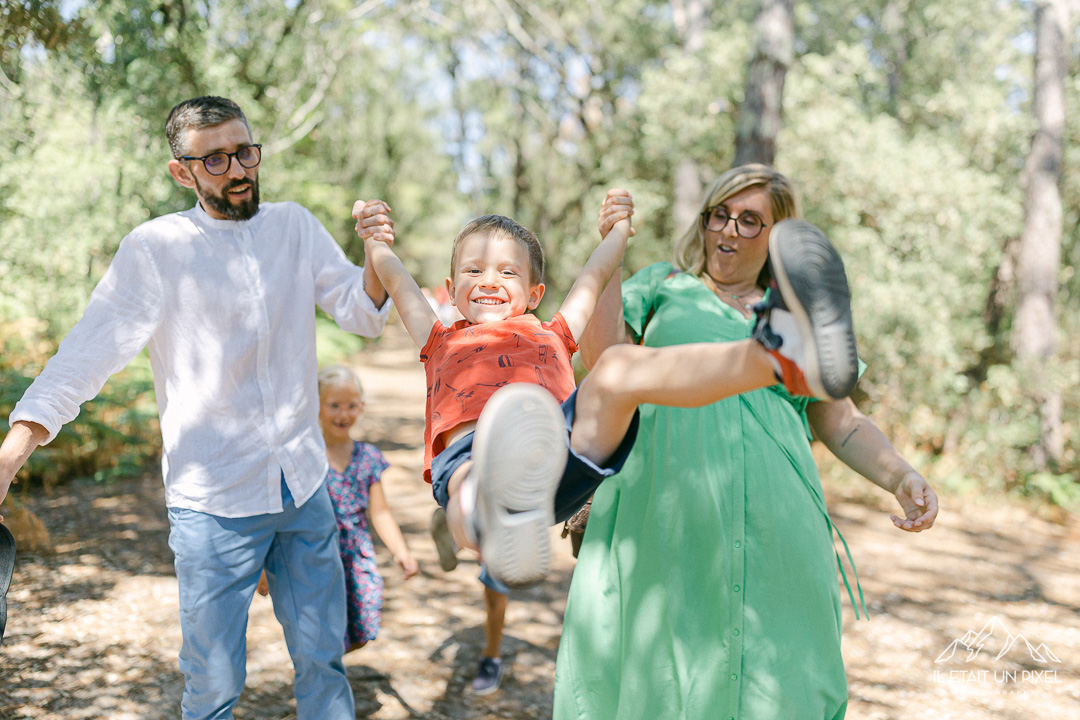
[{"x1": 430, "y1": 388, "x2": 640, "y2": 525}]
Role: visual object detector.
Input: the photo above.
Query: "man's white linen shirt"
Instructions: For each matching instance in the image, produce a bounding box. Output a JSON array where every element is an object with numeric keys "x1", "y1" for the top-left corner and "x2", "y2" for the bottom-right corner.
[{"x1": 11, "y1": 201, "x2": 391, "y2": 517}]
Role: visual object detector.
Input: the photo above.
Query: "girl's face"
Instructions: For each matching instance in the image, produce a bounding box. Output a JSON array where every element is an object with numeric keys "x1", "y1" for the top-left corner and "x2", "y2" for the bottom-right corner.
[
  {"x1": 319, "y1": 383, "x2": 363, "y2": 444},
  {"x1": 447, "y1": 231, "x2": 545, "y2": 325},
  {"x1": 702, "y1": 185, "x2": 774, "y2": 287}
]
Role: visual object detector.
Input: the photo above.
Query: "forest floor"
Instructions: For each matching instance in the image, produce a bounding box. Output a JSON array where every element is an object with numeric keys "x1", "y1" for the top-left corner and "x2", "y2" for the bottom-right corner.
[{"x1": 1, "y1": 322, "x2": 1078, "y2": 719}]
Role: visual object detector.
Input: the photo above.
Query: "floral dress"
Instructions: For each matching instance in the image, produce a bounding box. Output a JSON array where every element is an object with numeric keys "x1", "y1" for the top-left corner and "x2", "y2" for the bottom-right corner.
[{"x1": 324, "y1": 441, "x2": 389, "y2": 647}]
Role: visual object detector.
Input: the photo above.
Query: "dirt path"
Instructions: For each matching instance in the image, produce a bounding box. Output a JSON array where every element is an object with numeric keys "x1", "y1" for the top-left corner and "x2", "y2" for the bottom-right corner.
[{"x1": 1, "y1": 322, "x2": 1078, "y2": 719}]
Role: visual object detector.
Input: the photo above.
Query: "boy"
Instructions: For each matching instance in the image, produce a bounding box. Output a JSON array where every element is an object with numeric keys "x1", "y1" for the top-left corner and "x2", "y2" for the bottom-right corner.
[{"x1": 354, "y1": 195, "x2": 857, "y2": 586}]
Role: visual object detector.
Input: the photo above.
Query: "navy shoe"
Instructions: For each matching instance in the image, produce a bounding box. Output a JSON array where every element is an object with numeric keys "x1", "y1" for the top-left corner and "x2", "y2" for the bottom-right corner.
[
  {"x1": 752, "y1": 219, "x2": 858, "y2": 400},
  {"x1": 471, "y1": 656, "x2": 504, "y2": 695}
]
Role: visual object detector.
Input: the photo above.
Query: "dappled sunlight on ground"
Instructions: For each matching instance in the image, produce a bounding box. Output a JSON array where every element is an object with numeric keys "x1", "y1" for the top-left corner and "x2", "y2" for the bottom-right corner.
[{"x1": 1, "y1": 322, "x2": 1077, "y2": 718}]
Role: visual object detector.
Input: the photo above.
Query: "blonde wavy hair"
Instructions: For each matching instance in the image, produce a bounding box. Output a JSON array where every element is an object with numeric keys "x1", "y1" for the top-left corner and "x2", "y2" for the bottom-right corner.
[
  {"x1": 317, "y1": 365, "x2": 364, "y2": 400},
  {"x1": 673, "y1": 164, "x2": 800, "y2": 287}
]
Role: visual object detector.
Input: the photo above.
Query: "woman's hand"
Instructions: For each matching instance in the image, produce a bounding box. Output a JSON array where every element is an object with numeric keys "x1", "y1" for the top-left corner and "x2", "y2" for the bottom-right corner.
[
  {"x1": 890, "y1": 470, "x2": 939, "y2": 532},
  {"x1": 599, "y1": 189, "x2": 635, "y2": 239}
]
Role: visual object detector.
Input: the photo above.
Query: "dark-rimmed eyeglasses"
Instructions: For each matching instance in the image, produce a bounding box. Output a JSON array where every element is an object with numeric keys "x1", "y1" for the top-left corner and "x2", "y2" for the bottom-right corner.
[
  {"x1": 179, "y1": 144, "x2": 262, "y2": 176},
  {"x1": 700, "y1": 205, "x2": 768, "y2": 239}
]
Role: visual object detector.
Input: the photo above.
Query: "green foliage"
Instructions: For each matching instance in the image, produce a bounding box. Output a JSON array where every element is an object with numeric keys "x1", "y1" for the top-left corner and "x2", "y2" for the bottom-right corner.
[{"x1": 0, "y1": 0, "x2": 1077, "y2": 506}]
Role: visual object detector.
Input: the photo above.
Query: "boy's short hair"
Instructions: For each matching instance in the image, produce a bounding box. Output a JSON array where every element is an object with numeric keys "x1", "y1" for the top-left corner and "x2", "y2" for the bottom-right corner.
[
  {"x1": 450, "y1": 215, "x2": 545, "y2": 286},
  {"x1": 165, "y1": 96, "x2": 252, "y2": 159}
]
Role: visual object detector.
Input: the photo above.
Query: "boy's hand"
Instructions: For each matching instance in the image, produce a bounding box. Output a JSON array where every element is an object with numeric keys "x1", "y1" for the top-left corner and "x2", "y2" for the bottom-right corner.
[
  {"x1": 353, "y1": 200, "x2": 395, "y2": 246},
  {"x1": 599, "y1": 189, "x2": 635, "y2": 239},
  {"x1": 890, "y1": 470, "x2": 939, "y2": 532}
]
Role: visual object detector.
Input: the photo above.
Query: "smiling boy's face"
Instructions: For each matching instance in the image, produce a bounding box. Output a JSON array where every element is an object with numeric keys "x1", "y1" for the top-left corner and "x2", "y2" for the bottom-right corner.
[{"x1": 446, "y1": 231, "x2": 545, "y2": 325}]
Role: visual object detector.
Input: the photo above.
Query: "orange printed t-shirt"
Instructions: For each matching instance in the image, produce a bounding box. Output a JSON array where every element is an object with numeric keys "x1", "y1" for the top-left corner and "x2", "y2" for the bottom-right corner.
[{"x1": 418, "y1": 313, "x2": 579, "y2": 482}]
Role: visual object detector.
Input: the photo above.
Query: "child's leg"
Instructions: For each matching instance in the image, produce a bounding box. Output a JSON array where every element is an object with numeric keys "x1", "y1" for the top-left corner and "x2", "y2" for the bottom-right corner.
[
  {"x1": 569, "y1": 339, "x2": 775, "y2": 466},
  {"x1": 445, "y1": 461, "x2": 477, "y2": 551},
  {"x1": 481, "y1": 584, "x2": 508, "y2": 659},
  {"x1": 571, "y1": 217, "x2": 857, "y2": 467},
  {"x1": 442, "y1": 385, "x2": 566, "y2": 587},
  {"x1": 473, "y1": 569, "x2": 508, "y2": 694}
]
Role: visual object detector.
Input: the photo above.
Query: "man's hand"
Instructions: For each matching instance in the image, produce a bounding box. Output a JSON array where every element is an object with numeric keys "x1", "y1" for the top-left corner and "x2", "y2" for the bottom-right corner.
[
  {"x1": 353, "y1": 200, "x2": 395, "y2": 246},
  {"x1": 599, "y1": 188, "x2": 635, "y2": 239},
  {"x1": 0, "y1": 421, "x2": 49, "y2": 522}
]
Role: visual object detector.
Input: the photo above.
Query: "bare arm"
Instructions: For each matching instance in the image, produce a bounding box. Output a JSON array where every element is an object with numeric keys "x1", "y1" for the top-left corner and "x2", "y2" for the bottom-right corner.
[
  {"x1": 352, "y1": 200, "x2": 438, "y2": 349},
  {"x1": 353, "y1": 199, "x2": 390, "y2": 309},
  {"x1": 579, "y1": 189, "x2": 636, "y2": 367},
  {"x1": 579, "y1": 266, "x2": 634, "y2": 369},
  {"x1": 558, "y1": 193, "x2": 633, "y2": 341},
  {"x1": 807, "y1": 398, "x2": 938, "y2": 531},
  {"x1": 368, "y1": 481, "x2": 418, "y2": 579},
  {"x1": 0, "y1": 420, "x2": 49, "y2": 521},
  {"x1": 362, "y1": 259, "x2": 389, "y2": 309}
]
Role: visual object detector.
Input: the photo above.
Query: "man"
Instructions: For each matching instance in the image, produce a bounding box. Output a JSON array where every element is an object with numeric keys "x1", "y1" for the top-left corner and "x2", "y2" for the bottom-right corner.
[{"x1": 0, "y1": 96, "x2": 393, "y2": 719}]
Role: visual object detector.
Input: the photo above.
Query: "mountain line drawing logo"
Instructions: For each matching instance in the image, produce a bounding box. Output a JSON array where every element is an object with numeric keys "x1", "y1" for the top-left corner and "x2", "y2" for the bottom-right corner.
[{"x1": 935, "y1": 616, "x2": 1062, "y2": 665}]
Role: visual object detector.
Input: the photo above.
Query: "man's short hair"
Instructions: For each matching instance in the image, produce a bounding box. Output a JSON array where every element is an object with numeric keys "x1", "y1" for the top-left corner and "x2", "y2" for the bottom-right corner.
[
  {"x1": 451, "y1": 215, "x2": 545, "y2": 286},
  {"x1": 165, "y1": 96, "x2": 252, "y2": 159}
]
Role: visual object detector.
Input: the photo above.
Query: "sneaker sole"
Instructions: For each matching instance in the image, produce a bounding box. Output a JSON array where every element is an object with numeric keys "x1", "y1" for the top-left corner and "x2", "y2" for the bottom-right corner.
[
  {"x1": 473, "y1": 383, "x2": 566, "y2": 588},
  {"x1": 429, "y1": 507, "x2": 458, "y2": 572},
  {"x1": 769, "y1": 219, "x2": 858, "y2": 399}
]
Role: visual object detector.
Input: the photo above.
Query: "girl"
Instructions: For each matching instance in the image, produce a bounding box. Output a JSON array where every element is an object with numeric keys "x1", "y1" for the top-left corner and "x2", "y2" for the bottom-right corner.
[{"x1": 259, "y1": 365, "x2": 418, "y2": 650}]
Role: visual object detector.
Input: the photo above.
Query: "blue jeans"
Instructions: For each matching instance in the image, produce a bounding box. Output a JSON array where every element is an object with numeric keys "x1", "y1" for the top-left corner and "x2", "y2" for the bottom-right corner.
[{"x1": 167, "y1": 476, "x2": 353, "y2": 720}]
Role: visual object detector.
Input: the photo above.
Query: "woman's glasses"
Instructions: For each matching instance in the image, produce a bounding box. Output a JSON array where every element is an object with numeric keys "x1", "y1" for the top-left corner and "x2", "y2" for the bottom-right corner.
[{"x1": 700, "y1": 206, "x2": 767, "y2": 239}]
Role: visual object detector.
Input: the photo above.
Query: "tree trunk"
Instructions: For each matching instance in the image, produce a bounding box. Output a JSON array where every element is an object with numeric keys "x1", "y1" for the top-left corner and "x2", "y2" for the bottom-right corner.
[
  {"x1": 672, "y1": 0, "x2": 708, "y2": 232},
  {"x1": 1014, "y1": 0, "x2": 1068, "y2": 471},
  {"x1": 734, "y1": 0, "x2": 794, "y2": 167}
]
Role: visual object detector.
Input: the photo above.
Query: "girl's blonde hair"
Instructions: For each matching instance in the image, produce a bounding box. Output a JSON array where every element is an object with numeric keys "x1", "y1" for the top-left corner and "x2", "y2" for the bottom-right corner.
[
  {"x1": 673, "y1": 164, "x2": 800, "y2": 287},
  {"x1": 317, "y1": 365, "x2": 364, "y2": 400}
]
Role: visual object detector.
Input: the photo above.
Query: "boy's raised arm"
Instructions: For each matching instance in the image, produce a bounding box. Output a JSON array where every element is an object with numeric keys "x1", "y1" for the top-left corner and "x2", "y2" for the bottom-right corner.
[
  {"x1": 558, "y1": 190, "x2": 633, "y2": 341},
  {"x1": 353, "y1": 200, "x2": 438, "y2": 349}
]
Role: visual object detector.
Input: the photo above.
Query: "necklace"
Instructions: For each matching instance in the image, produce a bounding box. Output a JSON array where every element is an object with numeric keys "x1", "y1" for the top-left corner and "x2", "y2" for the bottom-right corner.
[{"x1": 703, "y1": 275, "x2": 760, "y2": 312}]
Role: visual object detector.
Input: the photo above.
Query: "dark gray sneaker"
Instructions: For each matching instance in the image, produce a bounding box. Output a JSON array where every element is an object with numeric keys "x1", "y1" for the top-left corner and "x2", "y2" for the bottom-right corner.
[
  {"x1": 0, "y1": 523, "x2": 15, "y2": 645},
  {"x1": 429, "y1": 507, "x2": 458, "y2": 572},
  {"x1": 752, "y1": 219, "x2": 858, "y2": 400},
  {"x1": 471, "y1": 656, "x2": 504, "y2": 695}
]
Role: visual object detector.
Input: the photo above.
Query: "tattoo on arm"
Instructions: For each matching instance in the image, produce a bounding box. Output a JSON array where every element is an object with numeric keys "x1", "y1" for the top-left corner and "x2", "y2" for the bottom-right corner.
[{"x1": 840, "y1": 426, "x2": 860, "y2": 448}]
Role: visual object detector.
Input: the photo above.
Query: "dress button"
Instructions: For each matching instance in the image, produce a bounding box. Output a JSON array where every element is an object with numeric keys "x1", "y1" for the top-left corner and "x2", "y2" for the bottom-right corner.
[
  {"x1": 734, "y1": 584, "x2": 741, "y2": 592},
  {"x1": 731, "y1": 673, "x2": 738, "y2": 681},
  {"x1": 734, "y1": 540, "x2": 742, "y2": 548},
  {"x1": 733, "y1": 629, "x2": 740, "y2": 636}
]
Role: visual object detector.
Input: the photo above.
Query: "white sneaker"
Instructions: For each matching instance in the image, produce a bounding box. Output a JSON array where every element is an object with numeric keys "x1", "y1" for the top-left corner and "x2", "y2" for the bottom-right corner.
[{"x1": 472, "y1": 383, "x2": 567, "y2": 587}]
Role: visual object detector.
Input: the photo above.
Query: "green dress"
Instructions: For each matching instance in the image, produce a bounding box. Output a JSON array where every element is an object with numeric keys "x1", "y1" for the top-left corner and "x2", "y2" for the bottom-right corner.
[{"x1": 553, "y1": 263, "x2": 849, "y2": 720}]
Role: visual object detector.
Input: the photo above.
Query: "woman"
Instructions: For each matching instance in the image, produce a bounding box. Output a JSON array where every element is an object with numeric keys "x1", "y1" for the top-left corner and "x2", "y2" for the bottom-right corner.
[{"x1": 553, "y1": 165, "x2": 938, "y2": 720}]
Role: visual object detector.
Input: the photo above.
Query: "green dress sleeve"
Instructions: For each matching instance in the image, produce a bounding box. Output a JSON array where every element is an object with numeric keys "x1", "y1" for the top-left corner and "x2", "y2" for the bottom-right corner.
[{"x1": 622, "y1": 262, "x2": 677, "y2": 342}]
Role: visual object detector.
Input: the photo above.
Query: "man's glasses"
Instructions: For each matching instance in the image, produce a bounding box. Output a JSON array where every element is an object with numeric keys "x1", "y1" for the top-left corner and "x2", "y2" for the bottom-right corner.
[
  {"x1": 180, "y1": 144, "x2": 262, "y2": 176},
  {"x1": 700, "y1": 206, "x2": 767, "y2": 239}
]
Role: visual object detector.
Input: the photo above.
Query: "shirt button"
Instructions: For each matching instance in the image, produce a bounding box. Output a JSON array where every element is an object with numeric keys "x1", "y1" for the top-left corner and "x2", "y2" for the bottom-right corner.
[
  {"x1": 734, "y1": 585, "x2": 741, "y2": 592},
  {"x1": 731, "y1": 673, "x2": 738, "y2": 681},
  {"x1": 734, "y1": 540, "x2": 742, "y2": 548},
  {"x1": 733, "y1": 629, "x2": 740, "y2": 636}
]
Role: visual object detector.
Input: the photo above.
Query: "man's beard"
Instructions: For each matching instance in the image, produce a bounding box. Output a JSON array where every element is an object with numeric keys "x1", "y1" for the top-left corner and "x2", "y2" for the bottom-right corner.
[{"x1": 195, "y1": 175, "x2": 260, "y2": 221}]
